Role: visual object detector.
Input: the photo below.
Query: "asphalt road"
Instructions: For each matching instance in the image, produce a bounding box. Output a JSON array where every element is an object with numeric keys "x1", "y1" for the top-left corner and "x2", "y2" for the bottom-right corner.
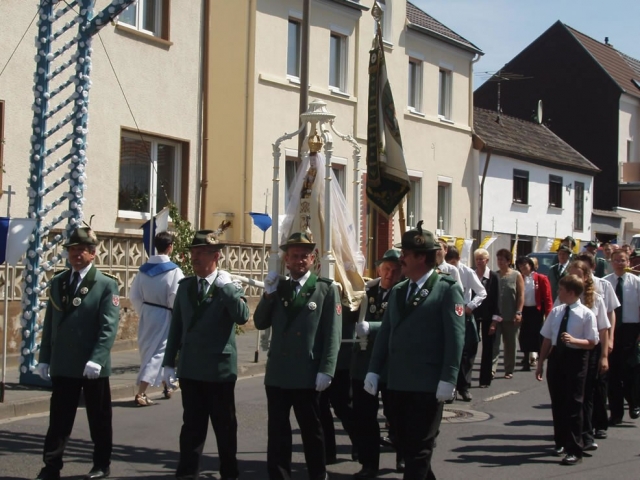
[{"x1": 1, "y1": 365, "x2": 639, "y2": 479}]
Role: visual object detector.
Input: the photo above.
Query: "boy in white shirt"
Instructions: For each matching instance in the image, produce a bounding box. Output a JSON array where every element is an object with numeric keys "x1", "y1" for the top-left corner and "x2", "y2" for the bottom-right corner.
[{"x1": 536, "y1": 275, "x2": 599, "y2": 466}]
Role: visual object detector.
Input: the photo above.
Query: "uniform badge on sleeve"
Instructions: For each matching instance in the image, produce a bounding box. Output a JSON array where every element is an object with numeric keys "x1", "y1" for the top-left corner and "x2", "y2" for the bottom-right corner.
[
  {"x1": 112, "y1": 295, "x2": 120, "y2": 307},
  {"x1": 454, "y1": 304, "x2": 464, "y2": 317},
  {"x1": 336, "y1": 304, "x2": 342, "y2": 315},
  {"x1": 308, "y1": 302, "x2": 317, "y2": 311}
]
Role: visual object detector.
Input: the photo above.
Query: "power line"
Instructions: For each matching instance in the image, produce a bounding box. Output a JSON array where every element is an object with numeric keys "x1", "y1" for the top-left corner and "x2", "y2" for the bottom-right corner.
[{"x1": 0, "y1": 8, "x2": 39, "y2": 79}]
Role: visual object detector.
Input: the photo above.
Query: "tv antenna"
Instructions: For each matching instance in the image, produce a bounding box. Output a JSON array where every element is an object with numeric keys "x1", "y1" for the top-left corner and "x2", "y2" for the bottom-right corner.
[{"x1": 480, "y1": 71, "x2": 533, "y2": 122}]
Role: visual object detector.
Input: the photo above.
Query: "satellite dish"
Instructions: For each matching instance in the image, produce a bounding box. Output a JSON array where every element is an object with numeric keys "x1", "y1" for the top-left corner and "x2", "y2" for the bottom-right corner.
[{"x1": 537, "y1": 100, "x2": 543, "y2": 124}]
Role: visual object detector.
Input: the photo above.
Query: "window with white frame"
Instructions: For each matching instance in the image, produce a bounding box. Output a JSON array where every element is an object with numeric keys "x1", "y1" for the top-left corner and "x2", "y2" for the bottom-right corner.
[
  {"x1": 406, "y1": 178, "x2": 422, "y2": 228},
  {"x1": 285, "y1": 156, "x2": 300, "y2": 207},
  {"x1": 119, "y1": 0, "x2": 168, "y2": 39},
  {"x1": 408, "y1": 59, "x2": 422, "y2": 112},
  {"x1": 118, "y1": 131, "x2": 182, "y2": 218},
  {"x1": 329, "y1": 32, "x2": 347, "y2": 92},
  {"x1": 287, "y1": 19, "x2": 301, "y2": 79},
  {"x1": 375, "y1": 0, "x2": 392, "y2": 43},
  {"x1": 438, "y1": 68, "x2": 452, "y2": 119},
  {"x1": 332, "y1": 164, "x2": 346, "y2": 193},
  {"x1": 437, "y1": 181, "x2": 451, "y2": 235}
]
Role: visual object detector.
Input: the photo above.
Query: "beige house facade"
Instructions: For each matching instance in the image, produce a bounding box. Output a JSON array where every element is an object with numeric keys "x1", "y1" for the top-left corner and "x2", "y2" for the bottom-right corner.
[
  {"x1": 204, "y1": 0, "x2": 482, "y2": 250},
  {"x1": 0, "y1": 0, "x2": 204, "y2": 235}
]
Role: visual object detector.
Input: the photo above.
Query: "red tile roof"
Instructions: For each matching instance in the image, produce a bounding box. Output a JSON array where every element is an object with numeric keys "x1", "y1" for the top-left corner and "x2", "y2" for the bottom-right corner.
[
  {"x1": 566, "y1": 25, "x2": 640, "y2": 99},
  {"x1": 405, "y1": 1, "x2": 482, "y2": 54}
]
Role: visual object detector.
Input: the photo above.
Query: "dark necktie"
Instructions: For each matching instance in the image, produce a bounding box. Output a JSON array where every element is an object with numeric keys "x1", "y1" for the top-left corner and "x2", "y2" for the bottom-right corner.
[
  {"x1": 556, "y1": 305, "x2": 571, "y2": 353},
  {"x1": 198, "y1": 278, "x2": 209, "y2": 303},
  {"x1": 378, "y1": 287, "x2": 386, "y2": 304},
  {"x1": 615, "y1": 276, "x2": 623, "y2": 322},
  {"x1": 69, "y1": 271, "x2": 80, "y2": 297},
  {"x1": 407, "y1": 282, "x2": 418, "y2": 303},
  {"x1": 291, "y1": 279, "x2": 299, "y2": 299}
]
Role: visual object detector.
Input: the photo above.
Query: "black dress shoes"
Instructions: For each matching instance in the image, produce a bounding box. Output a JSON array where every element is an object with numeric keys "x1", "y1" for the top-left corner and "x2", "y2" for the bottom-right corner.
[
  {"x1": 630, "y1": 406, "x2": 640, "y2": 419},
  {"x1": 561, "y1": 454, "x2": 582, "y2": 465},
  {"x1": 554, "y1": 446, "x2": 565, "y2": 456},
  {"x1": 35, "y1": 469, "x2": 60, "y2": 480},
  {"x1": 84, "y1": 467, "x2": 110, "y2": 479},
  {"x1": 458, "y1": 390, "x2": 473, "y2": 402},
  {"x1": 395, "y1": 459, "x2": 405, "y2": 472},
  {"x1": 609, "y1": 416, "x2": 623, "y2": 426},
  {"x1": 353, "y1": 466, "x2": 378, "y2": 478},
  {"x1": 594, "y1": 429, "x2": 608, "y2": 439}
]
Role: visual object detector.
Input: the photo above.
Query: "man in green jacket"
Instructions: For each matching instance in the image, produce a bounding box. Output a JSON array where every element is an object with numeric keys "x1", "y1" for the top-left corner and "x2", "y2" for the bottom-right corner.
[
  {"x1": 162, "y1": 230, "x2": 249, "y2": 480},
  {"x1": 351, "y1": 249, "x2": 403, "y2": 478},
  {"x1": 254, "y1": 232, "x2": 342, "y2": 480},
  {"x1": 35, "y1": 227, "x2": 120, "y2": 480},
  {"x1": 365, "y1": 222, "x2": 465, "y2": 480}
]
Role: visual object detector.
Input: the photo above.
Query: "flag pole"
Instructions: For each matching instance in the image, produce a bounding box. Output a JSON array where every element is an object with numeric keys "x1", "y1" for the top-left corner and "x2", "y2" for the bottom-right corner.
[
  {"x1": 255, "y1": 189, "x2": 269, "y2": 363},
  {"x1": 1, "y1": 185, "x2": 15, "y2": 403}
]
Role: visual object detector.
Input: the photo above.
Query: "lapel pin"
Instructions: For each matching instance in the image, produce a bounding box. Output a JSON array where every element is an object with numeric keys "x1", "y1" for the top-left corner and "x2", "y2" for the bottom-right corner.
[
  {"x1": 369, "y1": 296, "x2": 375, "y2": 304},
  {"x1": 381, "y1": 302, "x2": 388, "y2": 309},
  {"x1": 284, "y1": 300, "x2": 289, "y2": 307},
  {"x1": 369, "y1": 305, "x2": 377, "y2": 313},
  {"x1": 420, "y1": 289, "x2": 429, "y2": 297},
  {"x1": 80, "y1": 287, "x2": 88, "y2": 295},
  {"x1": 308, "y1": 302, "x2": 317, "y2": 311},
  {"x1": 413, "y1": 301, "x2": 418, "y2": 306},
  {"x1": 72, "y1": 297, "x2": 81, "y2": 307}
]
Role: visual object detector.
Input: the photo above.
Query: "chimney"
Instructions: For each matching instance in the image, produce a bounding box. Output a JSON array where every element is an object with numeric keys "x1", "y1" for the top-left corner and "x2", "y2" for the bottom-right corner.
[{"x1": 605, "y1": 37, "x2": 612, "y2": 47}]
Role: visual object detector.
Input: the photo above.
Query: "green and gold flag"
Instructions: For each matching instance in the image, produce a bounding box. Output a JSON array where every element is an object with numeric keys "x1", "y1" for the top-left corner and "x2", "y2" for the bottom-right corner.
[{"x1": 366, "y1": 3, "x2": 410, "y2": 217}]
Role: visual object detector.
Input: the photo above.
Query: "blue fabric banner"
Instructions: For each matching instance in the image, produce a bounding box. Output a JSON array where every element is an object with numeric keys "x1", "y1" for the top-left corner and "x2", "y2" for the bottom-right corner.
[{"x1": 249, "y1": 212, "x2": 272, "y2": 232}]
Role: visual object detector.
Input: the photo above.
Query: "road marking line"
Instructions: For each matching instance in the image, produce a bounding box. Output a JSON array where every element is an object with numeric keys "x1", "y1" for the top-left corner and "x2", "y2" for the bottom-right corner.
[{"x1": 484, "y1": 391, "x2": 519, "y2": 402}]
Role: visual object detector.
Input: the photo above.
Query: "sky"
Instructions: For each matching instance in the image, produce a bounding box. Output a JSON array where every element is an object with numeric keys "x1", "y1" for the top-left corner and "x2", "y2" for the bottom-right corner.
[{"x1": 412, "y1": 0, "x2": 640, "y2": 88}]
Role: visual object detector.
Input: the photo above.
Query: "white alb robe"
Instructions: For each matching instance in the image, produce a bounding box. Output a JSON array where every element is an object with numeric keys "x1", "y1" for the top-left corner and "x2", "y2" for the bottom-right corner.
[{"x1": 130, "y1": 254, "x2": 184, "y2": 386}]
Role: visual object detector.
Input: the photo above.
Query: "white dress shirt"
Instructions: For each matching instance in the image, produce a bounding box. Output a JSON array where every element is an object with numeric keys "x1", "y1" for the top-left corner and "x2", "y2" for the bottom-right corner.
[
  {"x1": 70, "y1": 263, "x2": 93, "y2": 294},
  {"x1": 604, "y1": 272, "x2": 640, "y2": 324},
  {"x1": 438, "y1": 261, "x2": 462, "y2": 287},
  {"x1": 541, "y1": 300, "x2": 599, "y2": 348},
  {"x1": 592, "y1": 276, "x2": 620, "y2": 313},
  {"x1": 289, "y1": 270, "x2": 312, "y2": 296},
  {"x1": 455, "y1": 262, "x2": 486, "y2": 310},
  {"x1": 523, "y1": 274, "x2": 537, "y2": 307},
  {"x1": 407, "y1": 269, "x2": 435, "y2": 301}
]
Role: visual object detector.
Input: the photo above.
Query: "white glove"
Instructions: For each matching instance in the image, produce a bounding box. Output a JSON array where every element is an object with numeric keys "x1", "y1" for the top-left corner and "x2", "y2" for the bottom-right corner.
[
  {"x1": 163, "y1": 367, "x2": 177, "y2": 387},
  {"x1": 214, "y1": 270, "x2": 232, "y2": 288},
  {"x1": 363, "y1": 372, "x2": 379, "y2": 396},
  {"x1": 35, "y1": 363, "x2": 50, "y2": 381},
  {"x1": 264, "y1": 271, "x2": 280, "y2": 295},
  {"x1": 355, "y1": 321, "x2": 370, "y2": 338},
  {"x1": 435, "y1": 381, "x2": 456, "y2": 402},
  {"x1": 83, "y1": 361, "x2": 102, "y2": 379},
  {"x1": 315, "y1": 373, "x2": 332, "y2": 392}
]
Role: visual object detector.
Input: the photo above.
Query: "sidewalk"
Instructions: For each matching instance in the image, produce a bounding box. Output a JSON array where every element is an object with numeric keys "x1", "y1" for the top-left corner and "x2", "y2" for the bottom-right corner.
[{"x1": 0, "y1": 327, "x2": 267, "y2": 421}]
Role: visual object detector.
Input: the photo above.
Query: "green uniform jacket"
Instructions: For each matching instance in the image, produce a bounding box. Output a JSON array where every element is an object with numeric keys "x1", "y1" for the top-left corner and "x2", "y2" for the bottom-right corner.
[
  {"x1": 39, "y1": 265, "x2": 120, "y2": 378},
  {"x1": 163, "y1": 274, "x2": 249, "y2": 383},
  {"x1": 369, "y1": 274, "x2": 465, "y2": 392},
  {"x1": 548, "y1": 262, "x2": 568, "y2": 300},
  {"x1": 594, "y1": 257, "x2": 606, "y2": 278},
  {"x1": 254, "y1": 274, "x2": 342, "y2": 389},
  {"x1": 351, "y1": 280, "x2": 388, "y2": 382}
]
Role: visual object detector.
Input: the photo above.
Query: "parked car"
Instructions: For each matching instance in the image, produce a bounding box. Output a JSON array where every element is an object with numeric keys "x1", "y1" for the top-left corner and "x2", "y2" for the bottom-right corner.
[{"x1": 527, "y1": 252, "x2": 557, "y2": 276}]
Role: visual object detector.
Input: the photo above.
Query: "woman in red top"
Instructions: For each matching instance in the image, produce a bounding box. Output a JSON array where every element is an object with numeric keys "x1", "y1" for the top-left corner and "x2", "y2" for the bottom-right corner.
[{"x1": 516, "y1": 256, "x2": 553, "y2": 371}]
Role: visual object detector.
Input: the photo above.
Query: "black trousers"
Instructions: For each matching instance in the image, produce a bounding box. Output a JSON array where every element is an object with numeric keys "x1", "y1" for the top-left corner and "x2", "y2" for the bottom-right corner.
[
  {"x1": 386, "y1": 390, "x2": 443, "y2": 480},
  {"x1": 319, "y1": 368, "x2": 355, "y2": 459},
  {"x1": 351, "y1": 378, "x2": 380, "y2": 470},
  {"x1": 457, "y1": 316, "x2": 479, "y2": 392},
  {"x1": 477, "y1": 318, "x2": 495, "y2": 386},
  {"x1": 265, "y1": 386, "x2": 326, "y2": 480},
  {"x1": 547, "y1": 348, "x2": 588, "y2": 457},
  {"x1": 42, "y1": 376, "x2": 112, "y2": 473},
  {"x1": 608, "y1": 322, "x2": 640, "y2": 420},
  {"x1": 177, "y1": 378, "x2": 238, "y2": 479},
  {"x1": 582, "y1": 344, "x2": 608, "y2": 442}
]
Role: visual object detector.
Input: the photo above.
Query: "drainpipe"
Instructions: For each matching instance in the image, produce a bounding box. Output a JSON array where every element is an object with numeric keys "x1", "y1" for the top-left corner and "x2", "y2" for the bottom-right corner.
[
  {"x1": 468, "y1": 53, "x2": 481, "y2": 128},
  {"x1": 241, "y1": 0, "x2": 255, "y2": 242},
  {"x1": 477, "y1": 147, "x2": 492, "y2": 245},
  {"x1": 198, "y1": 0, "x2": 211, "y2": 228}
]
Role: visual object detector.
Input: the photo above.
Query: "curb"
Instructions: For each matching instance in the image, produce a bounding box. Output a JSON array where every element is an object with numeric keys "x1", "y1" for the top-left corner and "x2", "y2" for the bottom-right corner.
[{"x1": 0, "y1": 361, "x2": 266, "y2": 421}]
